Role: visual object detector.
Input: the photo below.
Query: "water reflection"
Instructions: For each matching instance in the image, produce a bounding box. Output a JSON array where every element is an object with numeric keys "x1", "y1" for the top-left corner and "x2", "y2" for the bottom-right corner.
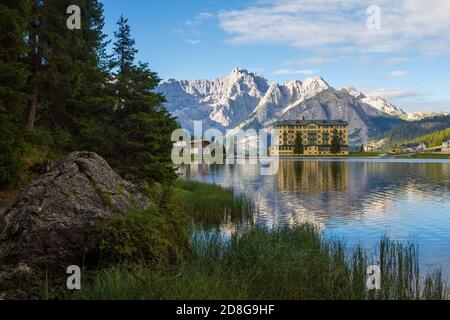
[{"x1": 180, "y1": 159, "x2": 450, "y2": 277}]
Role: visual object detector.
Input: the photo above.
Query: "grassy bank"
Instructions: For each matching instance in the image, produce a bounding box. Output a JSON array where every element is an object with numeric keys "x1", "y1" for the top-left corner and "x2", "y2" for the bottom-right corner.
[
  {"x1": 349, "y1": 152, "x2": 381, "y2": 157},
  {"x1": 69, "y1": 224, "x2": 447, "y2": 300},
  {"x1": 43, "y1": 179, "x2": 447, "y2": 300},
  {"x1": 174, "y1": 179, "x2": 255, "y2": 227},
  {"x1": 394, "y1": 153, "x2": 450, "y2": 159},
  {"x1": 350, "y1": 152, "x2": 450, "y2": 159}
]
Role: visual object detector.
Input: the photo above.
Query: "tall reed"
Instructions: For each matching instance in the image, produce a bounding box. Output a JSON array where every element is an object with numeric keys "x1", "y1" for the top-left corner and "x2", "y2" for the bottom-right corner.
[
  {"x1": 174, "y1": 179, "x2": 255, "y2": 227},
  {"x1": 71, "y1": 225, "x2": 448, "y2": 300}
]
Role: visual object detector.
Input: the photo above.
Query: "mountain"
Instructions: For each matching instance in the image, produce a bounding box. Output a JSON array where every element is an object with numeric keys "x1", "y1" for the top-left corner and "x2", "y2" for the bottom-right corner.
[
  {"x1": 406, "y1": 111, "x2": 450, "y2": 121},
  {"x1": 373, "y1": 115, "x2": 450, "y2": 147},
  {"x1": 343, "y1": 87, "x2": 406, "y2": 117},
  {"x1": 413, "y1": 128, "x2": 450, "y2": 148},
  {"x1": 247, "y1": 77, "x2": 331, "y2": 125},
  {"x1": 156, "y1": 67, "x2": 269, "y2": 131},
  {"x1": 232, "y1": 86, "x2": 404, "y2": 144},
  {"x1": 157, "y1": 68, "x2": 410, "y2": 144}
]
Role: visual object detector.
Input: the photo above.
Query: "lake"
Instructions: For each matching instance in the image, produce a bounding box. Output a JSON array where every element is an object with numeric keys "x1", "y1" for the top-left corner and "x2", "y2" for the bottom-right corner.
[{"x1": 180, "y1": 158, "x2": 450, "y2": 279}]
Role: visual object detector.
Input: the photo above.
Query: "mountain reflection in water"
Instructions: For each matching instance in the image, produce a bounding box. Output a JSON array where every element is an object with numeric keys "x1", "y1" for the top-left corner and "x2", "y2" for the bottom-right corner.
[{"x1": 180, "y1": 159, "x2": 450, "y2": 278}]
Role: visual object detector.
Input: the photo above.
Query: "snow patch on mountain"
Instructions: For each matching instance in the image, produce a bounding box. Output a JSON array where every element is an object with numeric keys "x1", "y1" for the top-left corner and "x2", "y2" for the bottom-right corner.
[
  {"x1": 343, "y1": 87, "x2": 406, "y2": 117},
  {"x1": 156, "y1": 68, "x2": 423, "y2": 144},
  {"x1": 406, "y1": 111, "x2": 450, "y2": 121},
  {"x1": 157, "y1": 67, "x2": 268, "y2": 131}
]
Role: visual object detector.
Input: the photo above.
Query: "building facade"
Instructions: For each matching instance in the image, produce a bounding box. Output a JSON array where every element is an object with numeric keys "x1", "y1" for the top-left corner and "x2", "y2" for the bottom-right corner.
[
  {"x1": 401, "y1": 142, "x2": 427, "y2": 153},
  {"x1": 270, "y1": 120, "x2": 349, "y2": 156},
  {"x1": 442, "y1": 140, "x2": 450, "y2": 154}
]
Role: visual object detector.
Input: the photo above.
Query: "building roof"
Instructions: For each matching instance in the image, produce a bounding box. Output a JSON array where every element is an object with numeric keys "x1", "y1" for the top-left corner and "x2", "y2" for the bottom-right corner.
[
  {"x1": 402, "y1": 142, "x2": 426, "y2": 148},
  {"x1": 273, "y1": 119, "x2": 349, "y2": 127},
  {"x1": 190, "y1": 139, "x2": 210, "y2": 146}
]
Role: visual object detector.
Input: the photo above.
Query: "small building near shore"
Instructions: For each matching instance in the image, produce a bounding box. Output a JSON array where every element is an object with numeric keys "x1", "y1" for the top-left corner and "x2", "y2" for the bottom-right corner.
[
  {"x1": 173, "y1": 139, "x2": 211, "y2": 155},
  {"x1": 173, "y1": 139, "x2": 226, "y2": 157},
  {"x1": 442, "y1": 140, "x2": 450, "y2": 154},
  {"x1": 400, "y1": 142, "x2": 427, "y2": 153}
]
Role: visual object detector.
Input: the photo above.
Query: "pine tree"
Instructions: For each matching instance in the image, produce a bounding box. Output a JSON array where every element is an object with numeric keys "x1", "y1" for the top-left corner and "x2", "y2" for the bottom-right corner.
[
  {"x1": 0, "y1": 0, "x2": 30, "y2": 186},
  {"x1": 112, "y1": 15, "x2": 137, "y2": 75},
  {"x1": 294, "y1": 132, "x2": 304, "y2": 155},
  {"x1": 1, "y1": 4, "x2": 180, "y2": 186},
  {"x1": 64, "y1": 0, "x2": 116, "y2": 154},
  {"x1": 330, "y1": 129, "x2": 341, "y2": 154},
  {"x1": 110, "y1": 17, "x2": 178, "y2": 182},
  {"x1": 25, "y1": 0, "x2": 42, "y2": 131},
  {"x1": 26, "y1": 0, "x2": 109, "y2": 131}
]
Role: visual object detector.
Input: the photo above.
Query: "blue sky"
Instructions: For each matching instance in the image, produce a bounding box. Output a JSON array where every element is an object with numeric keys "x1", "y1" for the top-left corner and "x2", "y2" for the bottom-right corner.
[{"x1": 101, "y1": 0, "x2": 450, "y2": 113}]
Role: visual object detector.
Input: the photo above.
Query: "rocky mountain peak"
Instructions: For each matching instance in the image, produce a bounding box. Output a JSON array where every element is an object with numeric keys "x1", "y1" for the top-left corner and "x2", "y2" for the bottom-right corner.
[
  {"x1": 342, "y1": 87, "x2": 406, "y2": 117},
  {"x1": 157, "y1": 68, "x2": 269, "y2": 130},
  {"x1": 301, "y1": 76, "x2": 330, "y2": 90},
  {"x1": 343, "y1": 87, "x2": 365, "y2": 99},
  {"x1": 156, "y1": 68, "x2": 409, "y2": 144}
]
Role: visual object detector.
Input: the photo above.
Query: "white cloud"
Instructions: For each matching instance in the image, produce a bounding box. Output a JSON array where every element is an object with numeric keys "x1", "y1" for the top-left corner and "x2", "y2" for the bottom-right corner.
[
  {"x1": 171, "y1": 27, "x2": 184, "y2": 35},
  {"x1": 385, "y1": 70, "x2": 410, "y2": 78},
  {"x1": 273, "y1": 68, "x2": 318, "y2": 75},
  {"x1": 284, "y1": 56, "x2": 336, "y2": 66},
  {"x1": 218, "y1": 0, "x2": 450, "y2": 55},
  {"x1": 181, "y1": 12, "x2": 214, "y2": 44},
  {"x1": 363, "y1": 87, "x2": 450, "y2": 113},
  {"x1": 196, "y1": 12, "x2": 214, "y2": 20},
  {"x1": 186, "y1": 12, "x2": 215, "y2": 26},
  {"x1": 185, "y1": 39, "x2": 202, "y2": 45},
  {"x1": 365, "y1": 88, "x2": 422, "y2": 100},
  {"x1": 383, "y1": 56, "x2": 414, "y2": 65},
  {"x1": 402, "y1": 100, "x2": 450, "y2": 113}
]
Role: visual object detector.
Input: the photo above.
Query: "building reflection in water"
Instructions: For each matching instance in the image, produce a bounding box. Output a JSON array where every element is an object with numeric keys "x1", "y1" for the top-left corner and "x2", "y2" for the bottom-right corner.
[
  {"x1": 277, "y1": 160, "x2": 348, "y2": 194},
  {"x1": 179, "y1": 159, "x2": 450, "y2": 229},
  {"x1": 179, "y1": 159, "x2": 450, "y2": 279}
]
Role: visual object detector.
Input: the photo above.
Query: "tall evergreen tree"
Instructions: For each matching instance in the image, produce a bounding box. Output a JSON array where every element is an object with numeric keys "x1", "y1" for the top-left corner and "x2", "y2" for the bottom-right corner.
[
  {"x1": 64, "y1": 0, "x2": 116, "y2": 154},
  {"x1": 1, "y1": 3, "x2": 178, "y2": 186},
  {"x1": 294, "y1": 132, "x2": 304, "y2": 155},
  {"x1": 25, "y1": 0, "x2": 43, "y2": 130},
  {"x1": 110, "y1": 17, "x2": 178, "y2": 182},
  {"x1": 330, "y1": 129, "x2": 341, "y2": 154},
  {"x1": 26, "y1": 0, "x2": 109, "y2": 131},
  {"x1": 112, "y1": 15, "x2": 137, "y2": 75},
  {"x1": 0, "y1": 0, "x2": 30, "y2": 186}
]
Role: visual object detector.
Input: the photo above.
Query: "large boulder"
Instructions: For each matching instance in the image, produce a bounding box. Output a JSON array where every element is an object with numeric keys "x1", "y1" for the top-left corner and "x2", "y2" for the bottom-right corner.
[{"x1": 0, "y1": 151, "x2": 150, "y2": 272}]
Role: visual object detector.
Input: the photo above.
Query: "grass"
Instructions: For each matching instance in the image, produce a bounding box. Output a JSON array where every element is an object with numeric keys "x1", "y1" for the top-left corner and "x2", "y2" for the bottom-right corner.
[
  {"x1": 36, "y1": 179, "x2": 448, "y2": 300},
  {"x1": 349, "y1": 152, "x2": 381, "y2": 157},
  {"x1": 70, "y1": 225, "x2": 448, "y2": 300},
  {"x1": 173, "y1": 179, "x2": 255, "y2": 227},
  {"x1": 349, "y1": 152, "x2": 450, "y2": 159},
  {"x1": 396, "y1": 153, "x2": 450, "y2": 159}
]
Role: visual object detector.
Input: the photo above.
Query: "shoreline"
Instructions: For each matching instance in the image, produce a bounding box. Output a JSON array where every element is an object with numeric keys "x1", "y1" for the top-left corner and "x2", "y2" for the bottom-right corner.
[{"x1": 267, "y1": 153, "x2": 450, "y2": 160}]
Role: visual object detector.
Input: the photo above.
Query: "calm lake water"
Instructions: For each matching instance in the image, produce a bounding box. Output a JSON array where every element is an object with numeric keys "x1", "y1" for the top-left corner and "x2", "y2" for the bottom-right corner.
[{"x1": 180, "y1": 158, "x2": 450, "y2": 278}]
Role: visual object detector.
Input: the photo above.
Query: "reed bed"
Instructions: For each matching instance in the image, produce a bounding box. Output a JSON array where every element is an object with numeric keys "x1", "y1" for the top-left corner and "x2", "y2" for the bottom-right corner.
[{"x1": 70, "y1": 224, "x2": 448, "y2": 300}]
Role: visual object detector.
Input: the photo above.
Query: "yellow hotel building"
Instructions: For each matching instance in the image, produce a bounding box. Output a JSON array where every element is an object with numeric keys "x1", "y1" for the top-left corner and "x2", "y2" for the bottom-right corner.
[{"x1": 270, "y1": 119, "x2": 349, "y2": 156}]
